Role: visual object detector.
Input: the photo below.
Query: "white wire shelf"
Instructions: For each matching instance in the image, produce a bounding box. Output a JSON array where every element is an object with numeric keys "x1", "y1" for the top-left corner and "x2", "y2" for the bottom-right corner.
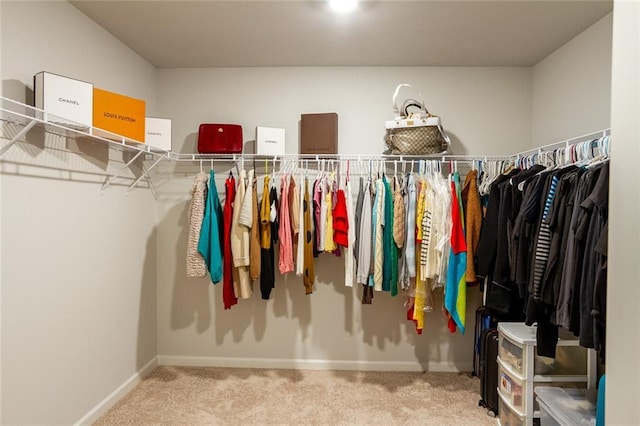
[
  {"x1": 1, "y1": 96, "x2": 612, "y2": 193},
  {"x1": 0, "y1": 96, "x2": 172, "y2": 159}
]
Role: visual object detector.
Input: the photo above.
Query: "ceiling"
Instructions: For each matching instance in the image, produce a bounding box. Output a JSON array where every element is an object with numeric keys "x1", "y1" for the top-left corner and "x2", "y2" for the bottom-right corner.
[{"x1": 70, "y1": 0, "x2": 613, "y2": 68}]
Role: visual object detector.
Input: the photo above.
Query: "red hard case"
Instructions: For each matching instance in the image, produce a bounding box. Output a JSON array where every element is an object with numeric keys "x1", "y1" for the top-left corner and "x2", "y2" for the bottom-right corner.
[{"x1": 197, "y1": 124, "x2": 243, "y2": 154}]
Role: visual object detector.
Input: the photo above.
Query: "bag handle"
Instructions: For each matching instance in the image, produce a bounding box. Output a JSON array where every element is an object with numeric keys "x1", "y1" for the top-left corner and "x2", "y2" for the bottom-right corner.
[{"x1": 392, "y1": 83, "x2": 426, "y2": 119}]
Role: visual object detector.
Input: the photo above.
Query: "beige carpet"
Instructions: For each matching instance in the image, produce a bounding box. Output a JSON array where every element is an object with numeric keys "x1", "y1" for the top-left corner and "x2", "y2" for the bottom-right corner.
[{"x1": 95, "y1": 366, "x2": 496, "y2": 425}]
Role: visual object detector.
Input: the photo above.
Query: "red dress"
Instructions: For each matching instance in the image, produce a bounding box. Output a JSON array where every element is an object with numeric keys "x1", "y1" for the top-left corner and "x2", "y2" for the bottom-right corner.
[{"x1": 223, "y1": 176, "x2": 238, "y2": 309}]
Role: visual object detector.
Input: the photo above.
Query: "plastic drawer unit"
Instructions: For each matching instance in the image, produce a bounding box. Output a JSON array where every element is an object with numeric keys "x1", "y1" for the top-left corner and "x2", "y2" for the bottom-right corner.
[{"x1": 496, "y1": 323, "x2": 596, "y2": 426}]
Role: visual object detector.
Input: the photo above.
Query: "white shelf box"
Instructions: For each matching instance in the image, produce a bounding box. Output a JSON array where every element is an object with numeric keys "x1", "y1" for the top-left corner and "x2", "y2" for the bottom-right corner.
[
  {"x1": 145, "y1": 117, "x2": 172, "y2": 151},
  {"x1": 34, "y1": 71, "x2": 93, "y2": 128}
]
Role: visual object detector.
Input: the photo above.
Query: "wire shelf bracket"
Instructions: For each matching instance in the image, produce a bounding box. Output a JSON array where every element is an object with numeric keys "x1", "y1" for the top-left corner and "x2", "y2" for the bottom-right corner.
[
  {"x1": 0, "y1": 118, "x2": 38, "y2": 157},
  {"x1": 100, "y1": 150, "x2": 143, "y2": 195},
  {"x1": 126, "y1": 156, "x2": 164, "y2": 194}
]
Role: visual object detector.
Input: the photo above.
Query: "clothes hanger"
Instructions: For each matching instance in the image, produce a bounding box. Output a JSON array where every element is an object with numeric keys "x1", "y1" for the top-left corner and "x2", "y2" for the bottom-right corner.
[{"x1": 272, "y1": 157, "x2": 276, "y2": 185}]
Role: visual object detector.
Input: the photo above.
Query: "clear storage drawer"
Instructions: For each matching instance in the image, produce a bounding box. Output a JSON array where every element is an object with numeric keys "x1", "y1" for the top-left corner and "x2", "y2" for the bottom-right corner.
[
  {"x1": 498, "y1": 360, "x2": 587, "y2": 415},
  {"x1": 499, "y1": 363, "x2": 526, "y2": 414},
  {"x1": 534, "y1": 345, "x2": 588, "y2": 376},
  {"x1": 498, "y1": 334, "x2": 589, "y2": 377},
  {"x1": 499, "y1": 335, "x2": 524, "y2": 375},
  {"x1": 499, "y1": 393, "x2": 525, "y2": 426}
]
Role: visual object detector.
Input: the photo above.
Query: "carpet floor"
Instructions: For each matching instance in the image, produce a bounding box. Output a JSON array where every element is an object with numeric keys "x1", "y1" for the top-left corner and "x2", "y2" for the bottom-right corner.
[{"x1": 95, "y1": 366, "x2": 496, "y2": 425}]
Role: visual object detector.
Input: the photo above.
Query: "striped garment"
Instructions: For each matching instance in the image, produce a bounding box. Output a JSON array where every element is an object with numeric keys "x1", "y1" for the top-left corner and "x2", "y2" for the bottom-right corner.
[
  {"x1": 420, "y1": 200, "x2": 433, "y2": 280},
  {"x1": 532, "y1": 175, "x2": 559, "y2": 301}
]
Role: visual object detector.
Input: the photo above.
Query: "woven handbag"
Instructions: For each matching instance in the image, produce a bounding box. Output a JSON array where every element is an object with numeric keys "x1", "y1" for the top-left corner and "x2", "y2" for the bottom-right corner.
[{"x1": 384, "y1": 84, "x2": 450, "y2": 155}]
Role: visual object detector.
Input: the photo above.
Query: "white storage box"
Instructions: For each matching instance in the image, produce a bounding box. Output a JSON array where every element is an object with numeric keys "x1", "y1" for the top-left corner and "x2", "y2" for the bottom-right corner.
[
  {"x1": 256, "y1": 126, "x2": 285, "y2": 155},
  {"x1": 145, "y1": 117, "x2": 172, "y2": 151},
  {"x1": 535, "y1": 387, "x2": 596, "y2": 426},
  {"x1": 34, "y1": 71, "x2": 93, "y2": 128}
]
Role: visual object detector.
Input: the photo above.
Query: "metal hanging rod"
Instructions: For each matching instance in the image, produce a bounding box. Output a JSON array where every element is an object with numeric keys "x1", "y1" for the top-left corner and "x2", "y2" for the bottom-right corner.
[
  {"x1": 510, "y1": 128, "x2": 611, "y2": 159},
  {"x1": 169, "y1": 153, "x2": 511, "y2": 163}
]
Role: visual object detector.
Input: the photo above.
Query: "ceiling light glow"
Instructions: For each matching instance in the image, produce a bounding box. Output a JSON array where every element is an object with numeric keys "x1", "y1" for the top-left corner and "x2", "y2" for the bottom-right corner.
[{"x1": 329, "y1": 0, "x2": 359, "y2": 14}]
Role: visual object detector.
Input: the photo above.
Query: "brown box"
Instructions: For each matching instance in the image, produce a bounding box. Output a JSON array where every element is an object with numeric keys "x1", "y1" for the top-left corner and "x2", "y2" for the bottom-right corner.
[{"x1": 300, "y1": 112, "x2": 338, "y2": 155}]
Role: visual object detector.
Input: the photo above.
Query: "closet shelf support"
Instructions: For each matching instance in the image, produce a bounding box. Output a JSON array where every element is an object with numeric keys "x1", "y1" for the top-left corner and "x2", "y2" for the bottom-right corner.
[
  {"x1": 100, "y1": 150, "x2": 143, "y2": 195},
  {"x1": 0, "y1": 119, "x2": 38, "y2": 157},
  {"x1": 126, "y1": 156, "x2": 164, "y2": 194}
]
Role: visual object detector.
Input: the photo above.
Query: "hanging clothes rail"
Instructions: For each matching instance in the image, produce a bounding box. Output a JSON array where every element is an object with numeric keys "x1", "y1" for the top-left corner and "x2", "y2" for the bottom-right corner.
[
  {"x1": 510, "y1": 128, "x2": 611, "y2": 159},
  {"x1": 168, "y1": 152, "x2": 511, "y2": 163}
]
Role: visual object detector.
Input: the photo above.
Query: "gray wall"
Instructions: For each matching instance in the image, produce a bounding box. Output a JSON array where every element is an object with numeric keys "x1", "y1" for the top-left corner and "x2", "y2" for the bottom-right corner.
[
  {"x1": 1, "y1": 2, "x2": 158, "y2": 424},
  {"x1": 531, "y1": 13, "x2": 612, "y2": 147},
  {"x1": 154, "y1": 66, "x2": 532, "y2": 371}
]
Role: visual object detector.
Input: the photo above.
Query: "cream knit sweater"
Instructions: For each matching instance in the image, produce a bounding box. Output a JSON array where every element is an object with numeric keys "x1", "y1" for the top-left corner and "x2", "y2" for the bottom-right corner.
[{"x1": 186, "y1": 172, "x2": 209, "y2": 278}]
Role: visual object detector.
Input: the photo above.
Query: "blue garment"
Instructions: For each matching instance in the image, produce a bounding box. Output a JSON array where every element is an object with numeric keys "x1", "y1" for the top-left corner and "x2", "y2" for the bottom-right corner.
[
  {"x1": 198, "y1": 170, "x2": 224, "y2": 284},
  {"x1": 596, "y1": 374, "x2": 605, "y2": 426},
  {"x1": 445, "y1": 173, "x2": 467, "y2": 334},
  {"x1": 382, "y1": 175, "x2": 393, "y2": 292}
]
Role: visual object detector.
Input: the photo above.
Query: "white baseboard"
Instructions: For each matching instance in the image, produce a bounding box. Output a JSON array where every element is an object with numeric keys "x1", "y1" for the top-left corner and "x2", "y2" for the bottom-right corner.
[
  {"x1": 158, "y1": 355, "x2": 471, "y2": 373},
  {"x1": 74, "y1": 356, "x2": 158, "y2": 425}
]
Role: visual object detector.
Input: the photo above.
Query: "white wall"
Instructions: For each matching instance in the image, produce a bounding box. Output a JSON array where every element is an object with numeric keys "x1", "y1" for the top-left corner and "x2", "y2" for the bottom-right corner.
[
  {"x1": 531, "y1": 13, "x2": 612, "y2": 147},
  {"x1": 1, "y1": 2, "x2": 158, "y2": 424},
  {"x1": 607, "y1": 1, "x2": 640, "y2": 423},
  {"x1": 154, "y1": 67, "x2": 532, "y2": 371}
]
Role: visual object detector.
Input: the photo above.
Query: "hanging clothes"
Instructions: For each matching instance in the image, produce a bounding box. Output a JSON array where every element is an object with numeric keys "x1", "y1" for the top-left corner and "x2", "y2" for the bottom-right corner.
[
  {"x1": 444, "y1": 172, "x2": 467, "y2": 334},
  {"x1": 313, "y1": 178, "x2": 322, "y2": 257},
  {"x1": 356, "y1": 179, "x2": 372, "y2": 286},
  {"x1": 353, "y1": 177, "x2": 365, "y2": 270},
  {"x1": 404, "y1": 173, "x2": 417, "y2": 280},
  {"x1": 576, "y1": 163, "x2": 609, "y2": 350},
  {"x1": 198, "y1": 170, "x2": 224, "y2": 284},
  {"x1": 372, "y1": 178, "x2": 385, "y2": 292},
  {"x1": 362, "y1": 179, "x2": 375, "y2": 304},
  {"x1": 222, "y1": 174, "x2": 238, "y2": 309},
  {"x1": 186, "y1": 172, "x2": 208, "y2": 278},
  {"x1": 435, "y1": 172, "x2": 452, "y2": 289},
  {"x1": 382, "y1": 175, "x2": 398, "y2": 295},
  {"x1": 260, "y1": 175, "x2": 272, "y2": 250},
  {"x1": 303, "y1": 177, "x2": 315, "y2": 294},
  {"x1": 324, "y1": 173, "x2": 338, "y2": 252},
  {"x1": 278, "y1": 174, "x2": 294, "y2": 275},
  {"x1": 232, "y1": 168, "x2": 252, "y2": 299},
  {"x1": 247, "y1": 170, "x2": 261, "y2": 281},
  {"x1": 393, "y1": 175, "x2": 406, "y2": 250},
  {"x1": 333, "y1": 188, "x2": 349, "y2": 247},
  {"x1": 289, "y1": 175, "x2": 300, "y2": 269},
  {"x1": 260, "y1": 177, "x2": 276, "y2": 300},
  {"x1": 318, "y1": 175, "x2": 328, "y2": 252},
  {"x1": 296, "y1": 171, "x2": 306, "y2": 276},
  {"x1": 344, "y1": 178, "x2": 356, "y2": 287},
  {"x1": 592, "y1": 221, "x2": 608, "y2": 364},
  {"x1": 461, "y1": 169, "x2": 482, "y2": 284}
]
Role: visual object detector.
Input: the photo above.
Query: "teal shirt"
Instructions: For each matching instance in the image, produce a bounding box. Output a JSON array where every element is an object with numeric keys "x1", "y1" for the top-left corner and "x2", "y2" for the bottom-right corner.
[
  {"x1": 382, "y1": 175, "x2": 397, "y2": 293},
  {"x1": 198, "y1": 170, "x2": 224, "y2": 284}
]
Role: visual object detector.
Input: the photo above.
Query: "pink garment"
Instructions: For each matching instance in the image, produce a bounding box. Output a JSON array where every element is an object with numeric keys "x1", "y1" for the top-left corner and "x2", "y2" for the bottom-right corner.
[{"x1": 278, "y1": 175, "x2": 294, "y2": 274}]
